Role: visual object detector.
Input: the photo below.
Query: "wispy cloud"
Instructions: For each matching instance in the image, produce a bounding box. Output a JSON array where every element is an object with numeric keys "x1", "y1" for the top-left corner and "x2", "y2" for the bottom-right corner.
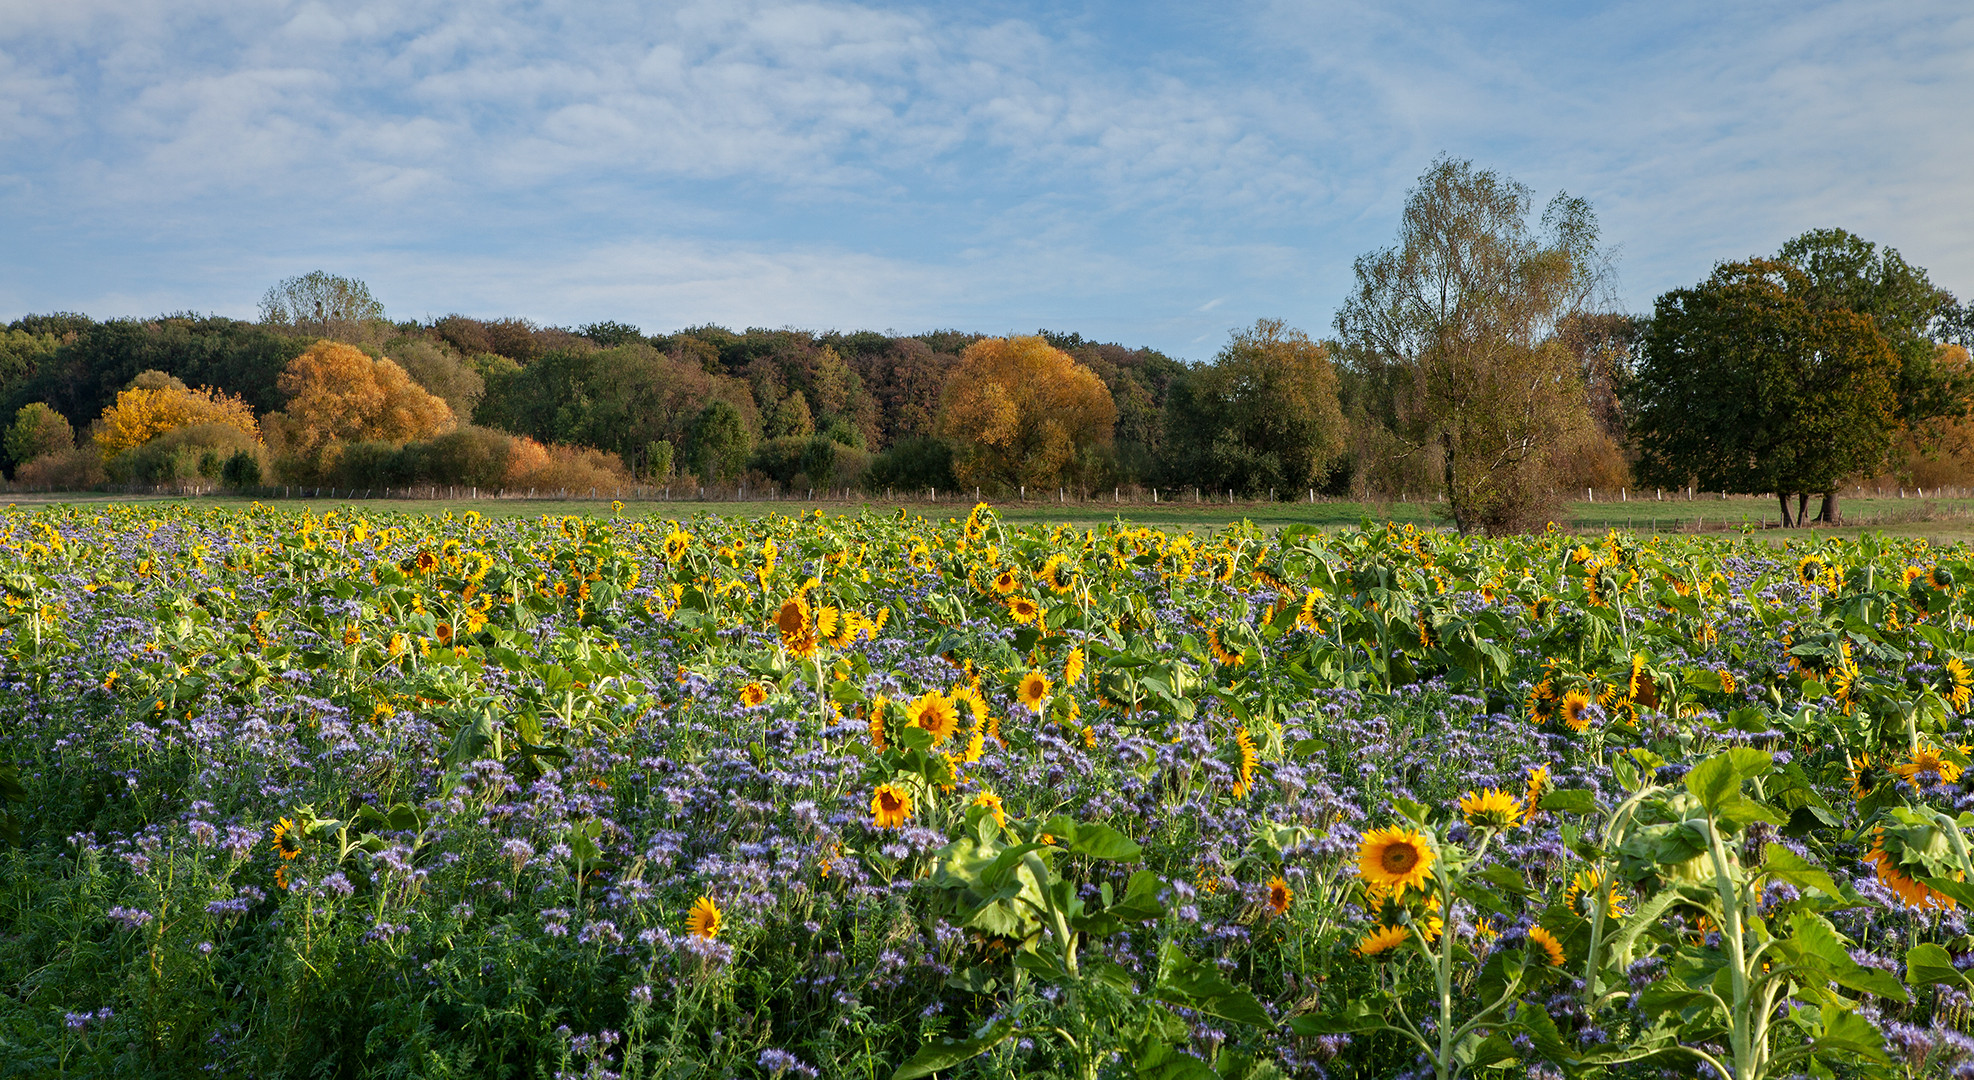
[{"x1": 1, "y1": 0, "x2": 1970, "y2": 355}]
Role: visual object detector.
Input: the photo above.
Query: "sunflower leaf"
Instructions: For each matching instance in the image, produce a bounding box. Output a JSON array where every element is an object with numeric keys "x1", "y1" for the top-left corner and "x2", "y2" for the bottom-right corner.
[{"x1": 892, "y1": 1019, "x2": 1018, "y2": 1080}]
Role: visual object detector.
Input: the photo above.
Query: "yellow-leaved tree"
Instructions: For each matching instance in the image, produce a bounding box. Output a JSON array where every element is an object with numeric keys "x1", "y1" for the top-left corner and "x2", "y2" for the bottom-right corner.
[
  {"x1": 95, "y1": 378, "x2": 261, "y2": 460},
  {"x1": 940, "y1": 336, "x2": 1115, "y2": 492},
  {"x1": 268, "y1": 341, "x2": 454, "y2": 467}
]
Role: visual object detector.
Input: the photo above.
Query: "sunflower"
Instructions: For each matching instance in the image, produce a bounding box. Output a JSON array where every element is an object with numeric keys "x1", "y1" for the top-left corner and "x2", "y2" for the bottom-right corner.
[
  {"x1": 1523, "y1": 764, "x2": 1551, "y2": 820},
  {"x1": 1933, "y1": 565, "x2": 1955, "y2": 589},
  {"x1": 1528, "y1": 925, "x2": 1567, "y2": 966},
  {"x1": 435, "y1": 622, "x2": 454, "y2": 645},
  {"x1": 1627, "y1": 653, "x2": 1660, "y2": 708},
  {"x1": 972, "y1": 790, "x2": 1006, "y2": 827},
  {"x1": 1526, "y1": 679, "x2": 1557, "y2": 724},
  {"x1": 992, "y1": 569, "x2": 1019, "y2": 595},
  {"x1": 1266, "y1": 875, "x2": 1293, "y2": 916},
  {"x1": 1947, "y1": 657, "x2": 1974, "y2": 713},
  {"x1": 271, "y1": 817, "x2": 302, "y2": 860},
  {"x1": 1018, "y1": 671, "x2": 1052, "y2": 714},
  {"x1": 1566, "y1": 869, "x2": 1629, "y2": 919},
  {"x1": 1865, "y1": 830, "x2": 1958, "y2": 911},
  {"x1": 1206, "y1": 627, "x2": 1246, "y2": 667},
  {"x1": 1894, "y1": 744, "x2": 1965, "y2": 786},
  {"x1": 1063, "y1": 647, "x2": 1085, "y2": 686},
  {"x1": 1356, "y1": 924, "x2": 1409, "y2": 958},
  {"x1": 871, "y1": 783, "x2": 912, "y2": 828},
  {"x1": 1232, "y1": 729, "x2": 1259, "y2": 798},
  {"x1": 774, "y1": 596, "x2": 810, "y2": 638},
  {"x1": 1357, "y1": 826, "x2": 1435, "y2": 895},
  {"x1": 1008, "y1": 596, "x2": 1041, "y2": 624},
  {"x1": 1717, "y1": 668, "x2": 1738, "y2": 695},
  {"x1": 813, "y1": 606, "x2": 842, "y2": 642},
  {"x1": 687, "y1": 896, "x2": 722, "y2": 939},
  {"x1": 1796, "y1": 555, "x2": 1825, "y2": 588},
  {"x1": 1848, "y1": 753, "x2": 1888, "y2": 800},
  {"x1": 867, "y1": 700, "x2": 888, "y2": 751},
  {"x1": 907, "y1": 691, "x2": 961, "y2": 745},
  {"x1": 739, "y1": 682, "x2": 769, "y2": 708},
  {"x1": 1457, "y1": 788, "x2": 1525, "y2": 831},
  {"x1": 1297, "y1": 588, "x2": 1325, "y2": 630},
  {"x1": 1560, "y1": 690, "x2": 1594, "y2": 733}
]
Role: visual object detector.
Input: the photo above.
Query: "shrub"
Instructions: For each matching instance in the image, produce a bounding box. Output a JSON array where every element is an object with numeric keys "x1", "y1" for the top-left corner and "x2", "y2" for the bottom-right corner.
[
  {"x1": 414, "y1": 425, "x2": 515, "y2": 489},
  {"x1": 220, "y1": 449, "x2": 263, "y2": 489},
  {"x1": 864, "y1": 437, "x2": 957, "y2": 491},
  {"x1": 13, "y1": 446, "x2": 105, "y2": 489},
  {"x1": 112, "y1": 423, "x2": 264, "y2": 485},
  {"x1": 504, "y1": 437, "x2": 628, "y2": 493},
  {"x1": 5, "y1": 403, "x2": 74, "y2": 470}
]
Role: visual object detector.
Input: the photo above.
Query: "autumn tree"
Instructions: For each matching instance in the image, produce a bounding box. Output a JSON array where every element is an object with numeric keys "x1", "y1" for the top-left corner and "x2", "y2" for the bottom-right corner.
[
  {"x1": 1162, "y1": 319, "x2": 1345, "y2": 495},
  {"x1": 269, "y1": 341, "x2": 454, "y2": 463},
  {"x1": 5, "y1": 403, "x2": 73, "y2": 468},
  {"x1": 1775, "y1": 228, "x2": 1966, "y2": 521},
  {"x1": 1335, "y1": 157, "x2": 1606, "y2": 533},
  {"x1": 940, "y1": 335, "x2": 1116, "y2": 492},
  {"x1": 94, "y1": 376, "x2": 261, "y2": 460},
  {"x1": 259, "y1": 272, "x2": 386, "y2": 340},
  {"x1": 1629, "y1": 260, "x2": 1899, "y2": 526}
]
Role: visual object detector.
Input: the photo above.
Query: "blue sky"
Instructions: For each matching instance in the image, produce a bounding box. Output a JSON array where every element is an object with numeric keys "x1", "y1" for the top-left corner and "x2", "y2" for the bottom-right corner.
[{"x1": 2, "y1": 0, "x2": 1969, "y2": 358}]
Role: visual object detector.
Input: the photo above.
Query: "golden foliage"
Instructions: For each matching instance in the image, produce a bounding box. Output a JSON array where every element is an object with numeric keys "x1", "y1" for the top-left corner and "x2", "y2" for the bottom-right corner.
[
  {"x1": 941, "y1": 336, "x2": 1115, "y2": 491},
  {"x1": 273, "y1": 341, "x2": 454, "y2": 459},
  {"x1": 95, "y1": 384, "x2": 260, "y2": 460}
]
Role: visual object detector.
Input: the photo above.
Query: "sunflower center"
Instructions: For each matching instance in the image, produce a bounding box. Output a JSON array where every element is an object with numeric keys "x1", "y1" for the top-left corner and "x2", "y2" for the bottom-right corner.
[{"x1": 1381, "y1": 843, "x2": 1419, "y2": 875}]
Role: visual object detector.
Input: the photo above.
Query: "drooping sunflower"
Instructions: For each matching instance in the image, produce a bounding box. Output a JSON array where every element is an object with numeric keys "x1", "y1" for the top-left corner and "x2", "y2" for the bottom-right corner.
[
  {"x1": 907, "y1": 691, "x2": 961, "y2": 745},
  {"x1": 1017, "y1": 671, "x2": 1052, "y2": 714},
  {"x1": 1566, "y1": 869, "x2": 1629, "y2": 919},
  {"x1": 1560, "y1": 691, "x2": 1594, "y2": 733},
  {"x1": 1357, "y1": 826, "x2": 1435, "y2": 895},
  {"x1": 1717, "y1": 668, "x2": 1738, "y2": 695},
  {"x1": 1523, "y1": 764, "x2": 1552, "y2": 820},
  {"x1": 1932, "y1": 565, "x2": 1955, "y2": 589},
  {"x1": 1297, "y1": 588, "x2": 1324, "y2": 630},
  {"x1": 1866, "y1": 830, "x2": 1957, "y2": 911},
  {"x1": 687, "y1": 896, "x2": 722, "y2": 939},
  {"x1": 739, "y1": 682, "x2": 769, "y2": 708},
  {"x1": 1063, "y1": 647, "x2": 1085, "y2": 686},
  {"x1": 1266, "y1": 875, "x2": 1293, "y2": 916},
  {"x1": 1528, "y1": 925, "x2": 1567, "y2": 966},
  {"x1": 1848, "y1": 753, "x2": 1888, "y2": 801},
  {"x1": 870, "y1": 783, "x2": 912, "y2": 829},
  {"x1": 1947, "y1": 657, "x2": 1974, "y2": 713},
  {"x1": 1627, "y1": 653, "x2": 1660, "y2": 708},
  {"x1": 972, "y1": 790, "x2": 1007, "y2": 827},
  {"x1": 1232, "y1": 729, "x2": 1258, "y2": 799},
  {"x1": 1526, "y1": 679, "x2": 1557, "y2": 724},
  {"x1": 664, "y1": 529, "x2": 692, "y2": 560},
  {"x1": 271, "y1": 817, "x2": 302, "y2": 861},
  {"x1": 1356, "y1": 923, "x2": 1409, "y2": 958},
  {"x1": 1457, "y1": 788, "x2": 1525, "y2": 831}
]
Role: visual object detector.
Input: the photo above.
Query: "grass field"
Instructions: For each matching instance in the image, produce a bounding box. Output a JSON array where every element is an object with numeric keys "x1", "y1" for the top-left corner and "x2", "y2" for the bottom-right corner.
[{"x1": 11, "y1": 487, "x2": 1974, "y2": 541}]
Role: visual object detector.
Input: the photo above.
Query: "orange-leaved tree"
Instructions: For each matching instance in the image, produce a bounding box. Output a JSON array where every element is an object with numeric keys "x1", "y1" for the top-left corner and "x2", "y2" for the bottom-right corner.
[
  {"x1": 95, "y1": 380, "x2": 260, "y2": 460},
  {"x1": 271, "y1": 341, "x2": 454, "y2": 461},
  {"x1": 940, "y1": 335, "x2": 1115, "y2": 492}
]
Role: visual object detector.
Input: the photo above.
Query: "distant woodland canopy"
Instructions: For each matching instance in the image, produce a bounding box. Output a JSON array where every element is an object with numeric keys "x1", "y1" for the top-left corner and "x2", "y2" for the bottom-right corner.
[{"x1": 4, "y1": 159, "x2": 1971, "y2": 533}]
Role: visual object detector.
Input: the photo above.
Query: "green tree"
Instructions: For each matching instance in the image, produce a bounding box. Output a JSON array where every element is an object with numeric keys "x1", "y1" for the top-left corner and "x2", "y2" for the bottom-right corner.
[
  {"x1": 1161, "y1": 319, "x2": 1345, "y2": 496},
  {"x1": 688, "y1": 399, "x2": 751, "y2": 483},
  {"x1": 767, "y1": 390, "x2": 816, "y2": 439},
  {"x1": 1629, "y1": 259, "x2": 1899, "y2": 526},
  {"x1": 1775, "y1": 228, "x2": 1966, "y2": 521},
  {"x1": 644, "y1": 439, "x2": 674, "y2": 481},
  {"x1": 4, "y1": 403, "x2": 74, "y2": 468},
  {"x1": 1335, "y1": 157, "x2": 1606, "y2": 534},
  {"x1": 259, "y1": 272, "x2": 386, "y2": 339}
]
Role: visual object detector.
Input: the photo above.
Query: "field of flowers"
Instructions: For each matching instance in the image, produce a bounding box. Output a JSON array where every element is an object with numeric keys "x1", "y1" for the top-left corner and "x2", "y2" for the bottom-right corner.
[{"x1": 4, "y1": 502, "x2": 1974, "y2": 1079}]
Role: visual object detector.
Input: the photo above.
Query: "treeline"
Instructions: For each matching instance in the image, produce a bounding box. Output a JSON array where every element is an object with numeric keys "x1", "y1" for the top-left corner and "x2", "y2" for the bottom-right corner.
[{"x1": 5, "y1": 158, "x2": 1972, "y2": 532}]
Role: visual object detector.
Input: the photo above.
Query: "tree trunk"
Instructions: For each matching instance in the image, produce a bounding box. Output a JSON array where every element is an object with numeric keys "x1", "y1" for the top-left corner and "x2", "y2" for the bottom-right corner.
[
  {"x1": 1819, "y1": 490, "x2": 1838, "y2": 523},
  {"x1": 1441, "y1": 429, "x2": 1466, "y2": 533},
  {"x1": 1777, "y1": 492, "x2": 1794, "y2": 528},
  {"x1": 1797, "y1": 492, "x2": 1810, "y2": 527}
]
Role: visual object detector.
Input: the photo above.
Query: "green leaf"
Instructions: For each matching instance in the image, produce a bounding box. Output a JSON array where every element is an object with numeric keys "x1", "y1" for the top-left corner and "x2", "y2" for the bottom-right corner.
[
  {"x1": 1905, "y1": 942, "x2": 1974, "y2": 992},
  {"x1": 893, "y1": 1019, "x2": 1018, "y2": 1079},
  {"x1": 1155, "y1": 943, "x2": 1271, "y2": 1027},
  {"x1": 1066, "y1": 821, "x2": 1143, "y2": 861},
  {"x1": 1539, "y1": 789, "x2": 1598, "y2": 815},
  {"x1": 1685, "y1": 748, "x2": 1773, "y2": 813},
  {"x1": 1811, "y1": 1003, "x2": 1888, "y2": 1063},
  {"x1": 1761, "y1": 846, "x2": 1845, "y2": 900}
]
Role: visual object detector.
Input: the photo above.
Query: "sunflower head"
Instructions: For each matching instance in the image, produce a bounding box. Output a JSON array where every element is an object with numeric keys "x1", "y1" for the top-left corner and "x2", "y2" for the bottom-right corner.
[
  {"x1": 1866, "y1": 824, "x2": 1962, "y2": 911},
  {"x1": 687, "y1": 896, "x2": 722, "y2": 939},
  {"x1": 1017, "y1": 671, "x2": 1051, "y2": 714},
  {"x1": 1933, "y1": 565, "x2": 1955, "y2": 589},
  {"x1": 739, "y1": 682, "x2": 769, "y2": 708},
  {"x1": 1894, "y1": 743, "x2": 1966, "y2": 786},
  {"x1": 1566, "y1": 869, "x2": 1629, "y2": 919},
  {"x1": 1796, "y1": 555, "x2": 1825, "y2": 587},
  {"x1": 1457, "y1": 788, "x2": 1525, "y2": 831},
  {"x1": 1848, "y1": 753, "x2": 1888, "y2": 801},
  {"x1": 871, "y1": 783, "x2": 912, "y2": 829},
  {"x1": 1266, "y1": 875, "x2": 1293, "y2": 916},
  {"x1": 972, "y1": 790, "x2": 1006, "y2": 828},
  {"x1": 1356, "y1": 923, "x2": 1409, "y2": 959},
  {"x1": 1947, "y1": 657, "x2": 1973, "y2": 713},
  {"x1": 1232, "y1": 729, "x2": 1259, "y2": 799},
  {"x1": 774, "y1": 596, "x2": 810, "y2": 638},
  {"x1": 1357, "y1": 826, "x2": 1436, "y2": 896},
  {"x1": 1008, "y1": 596, "x2": 1041, "y2": 624},
  {"x1": 271, "y1": 817, "x2": 303, "y2": 860},
  {"x1": 1528, "y1": 925, "x2": 1567, "y2": 966},
  {"x1": 1063, "y1": 647, "x2": 1085, "y2": 686},
  {"x1": 1560, "y1": 690, "x2": 1595, "y2": 733},
  {"x1": 907, "y1": 691, "x2": 961, "y2": 744}
]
